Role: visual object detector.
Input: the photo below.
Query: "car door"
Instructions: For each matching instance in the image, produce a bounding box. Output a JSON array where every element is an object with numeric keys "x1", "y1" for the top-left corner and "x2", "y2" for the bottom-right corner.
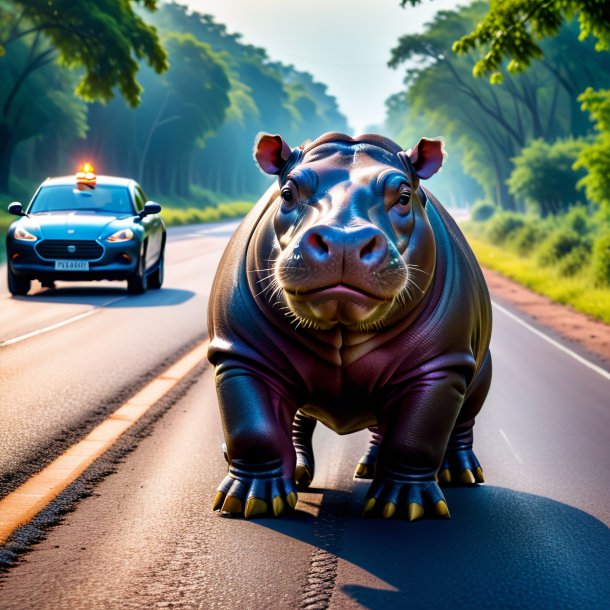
[{"x1": 134, "y1": 186, "x2": 161, "y2": 268}]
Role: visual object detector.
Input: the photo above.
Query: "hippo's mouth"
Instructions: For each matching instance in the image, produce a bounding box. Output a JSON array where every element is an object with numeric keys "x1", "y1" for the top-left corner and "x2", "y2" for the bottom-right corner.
[{"x1": 285, "y1": 283, "x2": 387, "y2": 303}]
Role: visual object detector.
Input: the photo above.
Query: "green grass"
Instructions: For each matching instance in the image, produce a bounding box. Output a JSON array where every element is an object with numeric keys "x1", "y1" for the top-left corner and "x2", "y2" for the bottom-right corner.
[
  {"x1": 465, "y1": 234, "x2": 610, "y2": 324},
  {"x1": 160, "y1": 201, "x2": 254, "y2": 225}
]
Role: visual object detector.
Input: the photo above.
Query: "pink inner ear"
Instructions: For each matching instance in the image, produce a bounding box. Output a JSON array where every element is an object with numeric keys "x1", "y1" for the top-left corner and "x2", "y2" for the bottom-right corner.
[
  {"x1": 255, "y1": 134, "x2": 291, "y2": 175},
  {"x1": 408, "y1": 138, "x2": 445, "y2": 180}
]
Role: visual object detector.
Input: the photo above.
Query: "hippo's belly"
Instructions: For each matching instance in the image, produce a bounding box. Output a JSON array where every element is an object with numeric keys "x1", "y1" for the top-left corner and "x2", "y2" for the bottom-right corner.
[{"x1": 300, "y1": 394, "x2": 377, "y2": 435}]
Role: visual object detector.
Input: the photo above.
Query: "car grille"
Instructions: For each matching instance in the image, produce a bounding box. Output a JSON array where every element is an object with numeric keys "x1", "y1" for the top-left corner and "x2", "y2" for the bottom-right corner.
[{"x1": 36, "y1": 239, "x2": 104, "y2": 260}]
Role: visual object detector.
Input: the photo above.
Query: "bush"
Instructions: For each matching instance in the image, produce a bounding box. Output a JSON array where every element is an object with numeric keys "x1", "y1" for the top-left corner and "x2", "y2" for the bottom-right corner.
[
  {"x1": 160, "y1": 201, "x2": 254, "y2": 226},
  {"x1": 537, "y1": 228, "x2": 584, "y2": 266},
  {"x1": 592, "y1": 232, "x2": 610, "y2": 286},
  {"x1": 508, "y1": 138, "x2": 586, "y2": 216},
  {"x1": 507, "y1": 222, "x2": 549, "y2": 256},
  {"x1": 487, "y1": 212, "x2": 526, "y2": 243},
  {"x1": 470, "y1": 200, "x2": 496, "y2": 222},
  {"x1": 557, "y1": 245, "x2": 590, "y2": 276},
  {"x1": 563, "y1": 206, "x2": 591, "y2": 236}
]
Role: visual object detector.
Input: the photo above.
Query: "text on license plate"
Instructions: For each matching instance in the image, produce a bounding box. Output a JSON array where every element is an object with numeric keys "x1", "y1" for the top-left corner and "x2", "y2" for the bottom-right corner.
[{"x1": 55, "y1": 260, "x2": 89, "y2": 271}]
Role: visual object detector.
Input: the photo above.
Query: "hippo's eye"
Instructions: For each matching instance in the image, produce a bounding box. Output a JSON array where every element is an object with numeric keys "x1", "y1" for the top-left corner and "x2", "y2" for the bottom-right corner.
[
  {"x1": 398, "y1": 191, "x2": 411, "y2": 207},
  {"x1": 280, "y1": 184, "x2": 298, "y2": 210}
]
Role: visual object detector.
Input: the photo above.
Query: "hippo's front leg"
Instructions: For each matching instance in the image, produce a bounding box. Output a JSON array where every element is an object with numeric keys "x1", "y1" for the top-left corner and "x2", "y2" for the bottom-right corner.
[
  {"x1": 364, "y1": 370, "x2": 467, "y2": 521},
  {"x1": 213, "y1": 367, "x2": 299, "y2": 519}
]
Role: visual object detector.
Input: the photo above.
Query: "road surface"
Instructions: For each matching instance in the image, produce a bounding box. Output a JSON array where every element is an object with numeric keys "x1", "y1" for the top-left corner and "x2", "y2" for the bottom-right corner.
[{"x1": 0, "y1": 221, "x2": 608, "y2": 608}]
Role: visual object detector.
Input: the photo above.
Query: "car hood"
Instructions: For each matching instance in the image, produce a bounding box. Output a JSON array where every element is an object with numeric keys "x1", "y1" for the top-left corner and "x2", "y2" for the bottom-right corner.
[{"x1": 29, "y1": 211, "x2": 134, "y2": 240}]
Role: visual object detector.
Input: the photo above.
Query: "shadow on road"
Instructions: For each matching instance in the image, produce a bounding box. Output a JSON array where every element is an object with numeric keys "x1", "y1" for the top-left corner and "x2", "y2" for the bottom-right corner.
[
  {"x1": 16, "y1": 286, "x2": 196, "y2": 307},
  {"x1": 256, "y1": 484, "x2": 610, "y2": 608}
]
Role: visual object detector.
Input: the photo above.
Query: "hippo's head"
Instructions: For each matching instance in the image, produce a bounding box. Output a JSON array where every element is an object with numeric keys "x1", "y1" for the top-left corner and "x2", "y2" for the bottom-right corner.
[{"x1": 251, "y1": 132, "x2": 444, "y2": 332}]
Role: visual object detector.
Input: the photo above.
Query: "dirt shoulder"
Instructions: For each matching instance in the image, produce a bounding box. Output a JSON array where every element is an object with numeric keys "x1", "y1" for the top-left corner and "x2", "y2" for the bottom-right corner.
[{"x1": 483, "y1": 267, "x2": 610, "y2": 369}]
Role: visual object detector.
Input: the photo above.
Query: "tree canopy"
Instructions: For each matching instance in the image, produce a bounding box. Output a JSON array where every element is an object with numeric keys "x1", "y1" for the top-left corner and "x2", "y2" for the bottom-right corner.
[
  {"x1": 400, "y1": 0, "x2": 610, "y2": 83},
  {"x1": 1, "y1": 1, "x2": 348, "y2": 201}
]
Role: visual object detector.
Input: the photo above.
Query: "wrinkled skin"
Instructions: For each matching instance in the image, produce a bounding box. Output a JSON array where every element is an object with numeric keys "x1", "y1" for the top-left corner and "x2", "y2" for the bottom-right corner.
[{"x1": 208, "y1": 132, "x2": 492, "y2": 521}]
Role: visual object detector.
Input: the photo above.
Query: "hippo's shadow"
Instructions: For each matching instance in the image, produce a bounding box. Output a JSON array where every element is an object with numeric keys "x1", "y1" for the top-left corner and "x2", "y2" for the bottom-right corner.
[{"x1": 256, "y1": 484, "x2": 610, "y2": 609}]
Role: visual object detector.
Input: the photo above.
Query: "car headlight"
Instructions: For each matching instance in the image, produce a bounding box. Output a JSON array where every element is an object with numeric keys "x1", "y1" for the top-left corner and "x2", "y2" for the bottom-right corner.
[
  {"x1": 106, "y1": 228, "x2": 134, "y2": 243},
  {"x1": 14, "y1": 226, "x2": 37, "y2": 242}
]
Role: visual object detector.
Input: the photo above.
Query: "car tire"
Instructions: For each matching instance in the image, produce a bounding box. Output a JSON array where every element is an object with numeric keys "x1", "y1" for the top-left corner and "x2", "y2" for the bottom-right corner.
[
  {"x1": 148, "y1": 249, "x2": 164, "y2": 290},
  {"x1": 127, "y1": 252, "x2": 147, "y2": 295},
  {"x1": 7, "y1": 266, "x2": 31, "y2": 296}
]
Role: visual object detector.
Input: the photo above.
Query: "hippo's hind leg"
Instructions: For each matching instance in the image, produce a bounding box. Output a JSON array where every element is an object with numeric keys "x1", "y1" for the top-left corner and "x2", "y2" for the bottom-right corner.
[
  {"x1": 292, "y1": 411, "x2": 316, "y2": 489},
  {"x1": 354, "y1": 426, "x2": 382, "y2": 480},
  {"x1": 439, "y1": 352, "x2": 492, "y2": 486},
  {"x1": 364, "y1": 369, "x2": 468, "y2": 521},
  {"x1": 213, "y1": 367, "x2": 299, "y2": 519}
]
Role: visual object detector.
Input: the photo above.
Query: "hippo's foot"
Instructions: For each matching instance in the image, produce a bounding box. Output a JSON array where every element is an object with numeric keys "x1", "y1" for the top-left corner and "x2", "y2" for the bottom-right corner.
[
  {"x1": 363, "y1": 473, "x2": 450, "y2": 521},
  {"x1": 295, "y1": 450, "x2": 314, "y2": 489},
  {"x1": 213, "y1": 463, "x2": 298, "y2": 519},
  {"x1": 354, "y1": 427, "x2": 381, "y2": 479},
  {"x1": 354, "y1": 454, "x2": 377, "y2": 480},
  {"x1": 437, "y1": 448, "x2": 484, "y2": 486}
]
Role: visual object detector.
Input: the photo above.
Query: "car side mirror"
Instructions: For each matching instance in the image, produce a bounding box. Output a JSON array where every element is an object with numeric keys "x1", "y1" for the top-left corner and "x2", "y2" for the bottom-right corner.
[
  {"x1": 138, "y1": 201, "x2": 162, "y2": 219},
  {"x1": 8, "y1": 202, "x2": 25, "y2": 216}
]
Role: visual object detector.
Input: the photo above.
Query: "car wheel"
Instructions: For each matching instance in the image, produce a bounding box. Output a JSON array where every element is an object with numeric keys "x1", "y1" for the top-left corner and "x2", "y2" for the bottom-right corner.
[
  {"x1": 127, "y1": 252, "x2": 147, "y2": 295},
  {"x1": 7, "y1": 266, "x2": 31, "y2": 296},
  {"x1": 148, "y1": 249, "x2": 164, "y2": 290}
]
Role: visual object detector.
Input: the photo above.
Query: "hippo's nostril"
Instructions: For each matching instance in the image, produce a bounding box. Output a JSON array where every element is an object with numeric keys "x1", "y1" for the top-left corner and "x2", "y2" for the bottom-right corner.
[
  {"x1": 359, "y1": 234, "x2": 387, "y2": 266},
  {"x1": 307, "y1": 232, "x2": 330, "y2": 256}
]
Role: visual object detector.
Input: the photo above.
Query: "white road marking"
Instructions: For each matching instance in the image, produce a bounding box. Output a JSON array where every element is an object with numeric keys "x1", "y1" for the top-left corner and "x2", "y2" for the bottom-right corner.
[
  {"x1": 0, "y1": 296, "x2": 127, "y2": 347},
  {"x1": 498, "y1": 428, "x2": 524, "y2": 464},
  {"x1": 492, "y1": 300, "x2": 610, "y2": 382}
]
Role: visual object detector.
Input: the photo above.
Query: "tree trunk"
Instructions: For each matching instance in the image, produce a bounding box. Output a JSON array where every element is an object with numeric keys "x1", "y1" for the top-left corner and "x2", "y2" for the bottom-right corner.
[{"x1": 0, "y1": 125, "x2": 15, "y2": 193}]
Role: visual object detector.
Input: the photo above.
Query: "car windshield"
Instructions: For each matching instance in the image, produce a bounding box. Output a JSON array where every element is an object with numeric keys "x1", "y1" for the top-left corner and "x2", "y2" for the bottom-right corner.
[{"x1": 29, "y1": 184, "x2": 134, "y2": 215}]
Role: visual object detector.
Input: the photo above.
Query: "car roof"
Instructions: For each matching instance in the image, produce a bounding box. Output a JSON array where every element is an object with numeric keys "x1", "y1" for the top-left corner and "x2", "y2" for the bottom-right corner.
[{"x1": 41, "y1": 175, "x2": 137, "y2": 188}]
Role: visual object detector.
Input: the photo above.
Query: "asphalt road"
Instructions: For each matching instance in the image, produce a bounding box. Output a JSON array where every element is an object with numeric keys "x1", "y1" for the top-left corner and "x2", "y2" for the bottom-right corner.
[{"x1": 0, "y1": 221, "x2": 608, "y2": 609}]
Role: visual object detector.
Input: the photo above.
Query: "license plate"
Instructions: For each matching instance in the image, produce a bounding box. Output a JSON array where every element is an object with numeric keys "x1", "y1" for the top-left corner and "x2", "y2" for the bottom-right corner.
[{"x1": 54, "y1": 260, "x2": 89, "y2": 271}]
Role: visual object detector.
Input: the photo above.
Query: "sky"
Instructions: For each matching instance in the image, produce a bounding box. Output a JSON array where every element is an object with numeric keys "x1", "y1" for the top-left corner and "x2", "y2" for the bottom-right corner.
[{"x1": 182, "y1": 0, "x2": 462, "y2": 134}]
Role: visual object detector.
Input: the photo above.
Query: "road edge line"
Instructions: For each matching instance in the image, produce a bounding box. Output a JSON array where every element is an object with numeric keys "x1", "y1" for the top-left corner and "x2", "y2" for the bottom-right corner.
[
  {"x1": 0, "y1": 310, "x2": 100, "y2": 347},
  {"x1": 0, "y1": 340, "x2": 209, "y2": 545},
  {"x1": 491, "y1": 300, "x2": 610, "y2": 382}
]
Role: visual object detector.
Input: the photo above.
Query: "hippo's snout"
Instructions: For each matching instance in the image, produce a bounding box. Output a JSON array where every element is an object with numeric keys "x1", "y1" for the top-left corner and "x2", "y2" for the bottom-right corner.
[
  {"x1": 277, "y1": 223, "x2": 408, "y2": 330},
  {"x1": 301, "y1": 224, "x2": 388, "y2": 270}
]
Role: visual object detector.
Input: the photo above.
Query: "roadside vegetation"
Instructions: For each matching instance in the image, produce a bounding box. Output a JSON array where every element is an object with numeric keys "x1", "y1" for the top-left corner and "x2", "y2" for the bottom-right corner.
[
  {"x1": 0, "y1": 1, "x2": 346, "y2": 205},
  {"x1": 463, "y1": 204, "x2": 610, "y2": 324},
  {"x1": 381, "y1": 1, "x2": 610, "y2": 322}
]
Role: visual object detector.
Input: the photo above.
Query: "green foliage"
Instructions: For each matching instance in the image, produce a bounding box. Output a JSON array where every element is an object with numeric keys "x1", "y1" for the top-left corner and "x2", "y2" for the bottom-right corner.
[
  {"x1": 557, "y1": 245, "x2": 589, "y2": 277},
  {"x1": 464, "y1": 233, "x2": 610, "y2": 324},
  {"x1": 487, "y1": 212, "x2": 525, "y2": 243},
  {"x1": 563, "y1": 206, "x2": 591, "y2": 236},
  {"x1": 470, "y1": 200, "x2": 496, "y2": 222},
  {"x1": 1, "y1": 0, "x2": 168, "y2": 107},
  {"x1": 81, "y1": 2, "x2": 348, "y2": 200},
  {"x1": 507, "y1": 138, "x2": 586, "y2": 216},
  {"x1": 446, "y1": 1, "x2": 610, "y2": 84},
  {"x1": 388, "y1": 4, "x2": 607, "y2": 211},
  {"x1": 161, "y1": 201, "x2": 253, "y2": 226},
  {"x1": 537, "y1": 228, "x2": 585, "y2": 266},
  {"x1": 592, "y1": 232, "x2": 610, "y2": 287},
  {"x1": 574, "y1": 88, "x2": 610, "y2": 212},
  {"x1": 506, "y1": 222, "x2": 548, "y2": 256}
]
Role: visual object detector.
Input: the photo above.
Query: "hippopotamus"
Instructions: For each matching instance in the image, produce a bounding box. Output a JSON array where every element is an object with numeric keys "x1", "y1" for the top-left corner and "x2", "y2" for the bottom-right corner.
[{"x1": 207, "y1": 131, "x2": 492, "y2": 521}]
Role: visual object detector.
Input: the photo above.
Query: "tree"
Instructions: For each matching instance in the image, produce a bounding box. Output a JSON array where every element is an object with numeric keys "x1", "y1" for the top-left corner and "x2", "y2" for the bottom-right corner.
[
  {"x1": 389, "y1": 3, "x2": 603, "y2": 210},
  {"x1": 574, "y1": 89, "x2": 610, "y2": 212},
  {"x1": 0, "y1": 0, "x2": 168, "y2": 192},
  {"x1": 147, "y1": 3, "x2": 348, "y2": 199},
  {"x1": 399, "y1": 0, "x2": 610, "y2": 82},
  {"x1": 79, "y1": 32, "x2": 231, "y2": 198},
  {"x1": 508, "y1": 138, "x2": 586, "y2": 216}
]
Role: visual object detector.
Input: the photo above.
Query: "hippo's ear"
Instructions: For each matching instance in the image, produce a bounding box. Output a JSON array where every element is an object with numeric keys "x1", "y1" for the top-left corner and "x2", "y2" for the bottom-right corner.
[
  {"x1": 406, "y1": 138, "x2": 446, "y2": 180},
  {"x1": 254, "y1": 133, "x2": 293, "y2": 175}
]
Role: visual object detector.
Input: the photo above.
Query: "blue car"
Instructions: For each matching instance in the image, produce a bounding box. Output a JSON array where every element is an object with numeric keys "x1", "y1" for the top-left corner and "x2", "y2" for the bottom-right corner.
[{"x1": 6, "y1": 166, "x2": 166, "y2": 296}]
